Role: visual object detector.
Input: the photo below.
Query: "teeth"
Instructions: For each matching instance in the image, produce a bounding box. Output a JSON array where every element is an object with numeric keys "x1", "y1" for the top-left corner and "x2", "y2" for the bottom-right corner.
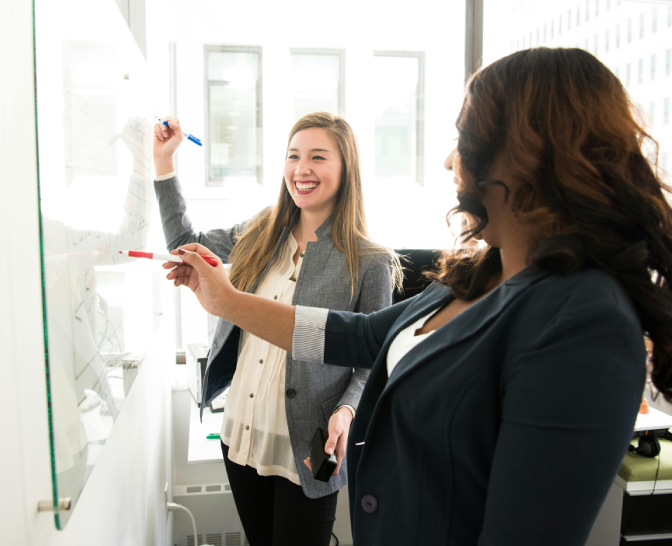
[{"x1": 296, "y1": 182, "x2": 318, "y2": 190}]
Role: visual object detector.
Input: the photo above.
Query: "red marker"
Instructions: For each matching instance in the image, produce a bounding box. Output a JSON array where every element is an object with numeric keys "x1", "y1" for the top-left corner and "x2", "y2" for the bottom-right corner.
[{"x1": 119, "y1": 250, "x2": 219, "y2": 267}]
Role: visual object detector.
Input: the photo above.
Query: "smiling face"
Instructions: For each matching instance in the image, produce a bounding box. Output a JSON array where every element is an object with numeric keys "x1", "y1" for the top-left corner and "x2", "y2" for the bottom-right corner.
[{"x1": 284, "y1": 127, "x2": 343, "y2": 216}]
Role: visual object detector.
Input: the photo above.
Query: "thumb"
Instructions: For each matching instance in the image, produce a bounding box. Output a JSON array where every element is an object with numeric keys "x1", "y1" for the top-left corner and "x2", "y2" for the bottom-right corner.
[
  {"x1": 177, "y1": 248, "x2": 209, "y2": 273},
  {"x1": 325, "y1": 430, "x2": 338, "y2": 456}
]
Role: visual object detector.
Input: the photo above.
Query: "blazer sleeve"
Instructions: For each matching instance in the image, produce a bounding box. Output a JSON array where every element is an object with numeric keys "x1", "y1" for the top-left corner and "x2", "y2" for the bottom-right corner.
[
  {"x1": 477, "y1": 300, "x2": 646, "y2": 546},
  {"x1": 154, "y1": 175, "x2": 249, "y2": 261},
  {"x1": 336, "y1": 258, "x2": 393, "y2": 411}
]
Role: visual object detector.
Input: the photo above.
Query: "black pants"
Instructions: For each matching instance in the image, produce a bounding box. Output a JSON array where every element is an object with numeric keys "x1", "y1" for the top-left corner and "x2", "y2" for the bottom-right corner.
[{"x1": 221, "y1": 442, "x2": 339, "y2": 546}]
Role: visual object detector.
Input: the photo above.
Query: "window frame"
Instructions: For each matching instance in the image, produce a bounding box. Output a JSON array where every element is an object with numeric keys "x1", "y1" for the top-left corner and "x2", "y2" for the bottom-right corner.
[{"x1": 203, "y1": 44, "x2": 264, "y2": 187}]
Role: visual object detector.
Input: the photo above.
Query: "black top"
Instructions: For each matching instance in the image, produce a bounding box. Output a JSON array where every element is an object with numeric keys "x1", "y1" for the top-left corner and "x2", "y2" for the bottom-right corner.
[{"x1": 323, "y1": 267, "x2": 646, "y2": 545}]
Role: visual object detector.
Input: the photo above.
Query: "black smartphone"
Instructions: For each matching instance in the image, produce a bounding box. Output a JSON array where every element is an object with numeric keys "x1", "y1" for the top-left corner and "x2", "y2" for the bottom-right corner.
[{"x1": 309, "y1": 427, "x2": 338, "y2": 482}]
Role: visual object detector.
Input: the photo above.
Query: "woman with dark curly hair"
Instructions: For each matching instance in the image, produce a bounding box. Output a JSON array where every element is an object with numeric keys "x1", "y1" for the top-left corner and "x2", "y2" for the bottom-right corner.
[{"x1": 163, "y1": 48, "x2": 672, "y2": 545}]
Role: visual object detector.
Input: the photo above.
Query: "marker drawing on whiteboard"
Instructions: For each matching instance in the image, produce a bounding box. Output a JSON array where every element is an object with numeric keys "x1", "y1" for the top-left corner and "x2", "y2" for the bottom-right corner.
[
  {"x1": 119, "y1": 250, "x2": 219, "y2": 267},
  {"x1": 158, "y1": 118, "x2": 202, "y2": 146}
]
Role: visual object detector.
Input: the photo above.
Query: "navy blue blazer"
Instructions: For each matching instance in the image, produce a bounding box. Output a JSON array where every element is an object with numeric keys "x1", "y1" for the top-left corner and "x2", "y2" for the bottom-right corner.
[{"x1": 322, "y1": 267, "x2": 646, "y2": 545}]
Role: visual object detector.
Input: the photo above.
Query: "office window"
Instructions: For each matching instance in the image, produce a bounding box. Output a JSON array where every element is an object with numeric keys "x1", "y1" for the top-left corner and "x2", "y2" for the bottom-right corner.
[
  {"x1": 594, "y1": 34, "x2": 598, "y2": 55},
  {"x1": 559, "y1": 14, "x2": 563, "y2": 34},
  {"x1": 616, "y1": 24, "x2": 620, "y2": 48},
  {"x1": 484, "y1": 0, "x2": 672, "y2": 194},
  {"x1": 537, "y1": 27, "x2": 540, "y2": 45},
  {"x1": 653, "y1": 7, "x2": 658, "y2": 33},
  {"x1": 205, "y1": 46, "x2": 262, "y2": 186},
  {"x1": 551, "y1": 20, "x2": 554, "y2": 40},
  {"x1": 607, "y1": 0, "x2": 611, "y2": 10},
  {"x1": 638, "y1": 58, "x2": 644, "y2": 84},
  {"x1": 544, "y1": 24, "x2": 547, "y2": 43},
  {"x1": 290, "y1": 49, "x2": 344, "y2": 122},
  {"x1": 568, "y1": 9, "x2": 572, "y2": 30},
  {"x1": 626, "y1": 63, "x2": 631, "y2": 86},
  {"x1": 577, "y1": 4, "x2": 581, "y2": 25},
  {"x1": 529, "y1": 31, "x2": 533, "y2": 45},
  {"x1": 372, "y1": 52, "x2": 425, "y2": 185},
  {"x1": 586, "y1": 0, "x2": 590, "y2": 20}
]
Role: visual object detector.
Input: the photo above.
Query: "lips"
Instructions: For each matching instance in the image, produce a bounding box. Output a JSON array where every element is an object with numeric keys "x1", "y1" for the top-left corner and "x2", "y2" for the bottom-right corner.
[{"x1": 294, "y1": 180, "x2": 320, "y2": 194}]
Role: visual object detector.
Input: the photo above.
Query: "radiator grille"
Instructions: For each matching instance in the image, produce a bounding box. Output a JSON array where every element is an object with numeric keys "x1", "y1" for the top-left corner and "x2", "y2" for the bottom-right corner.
[
  {"x1": 206, "y1": 533, "x2": 223, "y2": 546},
  {"x1": 186, "y1": 534, "x2": 204, "y2": 546},
  {"x1": 225, "y1": 531, "x2": 241, "y2": 546},
  {"x1": 205, "y1": 484, "x2": 222, "y2": 492},
  {"x1": 186, "y1": 486, "x2": 202, "y2": 494}
]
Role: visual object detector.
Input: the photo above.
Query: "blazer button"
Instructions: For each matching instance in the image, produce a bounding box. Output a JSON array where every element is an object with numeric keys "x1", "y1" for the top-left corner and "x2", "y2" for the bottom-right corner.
[
  {"x1": 361, "y1": 495, "x2": 378, "y2": 514},
  {"x1": 286, "y1": 389, "x2": 297, "y2": 399}
]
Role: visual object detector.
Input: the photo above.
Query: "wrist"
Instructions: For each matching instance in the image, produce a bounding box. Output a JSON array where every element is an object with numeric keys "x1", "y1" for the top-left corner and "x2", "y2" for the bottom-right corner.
[
  {"x1": 215, "y1": 283, "x2": 240, "y2": 320},
  {"x1": 154, "y1": 157, "x2": 175, "y2": 176}
]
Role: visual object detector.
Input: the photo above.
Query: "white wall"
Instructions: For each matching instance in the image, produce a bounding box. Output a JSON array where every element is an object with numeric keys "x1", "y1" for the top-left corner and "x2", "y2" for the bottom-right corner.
[{"x1": 0, "y1": 1, "x2": 174, "y2": 544}]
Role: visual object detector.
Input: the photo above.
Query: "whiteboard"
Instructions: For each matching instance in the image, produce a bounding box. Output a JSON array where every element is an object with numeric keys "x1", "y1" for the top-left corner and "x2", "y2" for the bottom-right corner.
[{"x1": 34, "y1": 0, "x2": 163, "y2": 529}]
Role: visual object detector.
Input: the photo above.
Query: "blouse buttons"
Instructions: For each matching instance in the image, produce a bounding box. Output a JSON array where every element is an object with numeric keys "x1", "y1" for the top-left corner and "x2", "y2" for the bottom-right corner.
[
  {"x1": 245, "y1": 425, "x2": 250, "y2": 430},
  {"x1": 274, "y1": 295, "x2": 278, "y2": 300},
  {"x1": 300, "y1": 253, "x2": 304, "y2": 258},
  {"x1": 249, "y1": 393, "x2": 254, "y2": 398},
  {"x1": 290, "y1": 277, "x2": 296, "y2": 282},
  {"x1": 259, "y1": 359, "x2": 263, "y2": 364}
]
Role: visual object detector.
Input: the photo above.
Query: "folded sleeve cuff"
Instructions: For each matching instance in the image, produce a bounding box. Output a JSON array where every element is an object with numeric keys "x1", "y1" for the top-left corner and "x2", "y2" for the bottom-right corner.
[
  {"x1": 292, "y1": 305, "x2": 329, "y2": 364},
  {"x1": 155, "y1": 171, "x2": 177, "y2": 181}
]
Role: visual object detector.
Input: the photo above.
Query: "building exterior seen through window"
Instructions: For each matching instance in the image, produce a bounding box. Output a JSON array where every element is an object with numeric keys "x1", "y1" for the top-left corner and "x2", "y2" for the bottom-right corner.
[{"x1": 484, "y1": 0, "x2": 672, "y2": 183}]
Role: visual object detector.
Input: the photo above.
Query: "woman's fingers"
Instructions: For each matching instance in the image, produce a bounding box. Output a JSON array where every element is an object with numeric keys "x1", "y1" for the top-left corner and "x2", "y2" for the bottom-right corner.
[
  {"x1": 172, "y1": 242, "x2": 215, "y2": 256},
  {"x1": 165, "y1": 263, "x2": 193, "y2": 279}
]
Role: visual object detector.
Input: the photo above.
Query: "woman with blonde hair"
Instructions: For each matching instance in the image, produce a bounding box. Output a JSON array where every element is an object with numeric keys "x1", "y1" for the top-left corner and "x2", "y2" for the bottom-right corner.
[{"x1": 153, "y1": 112, "x2": 400, "y2": 545}]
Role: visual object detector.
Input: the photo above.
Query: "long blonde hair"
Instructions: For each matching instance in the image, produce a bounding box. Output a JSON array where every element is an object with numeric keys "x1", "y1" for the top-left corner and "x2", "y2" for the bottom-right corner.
[{"x1": 228, "y1": 112, "x2": 402, "y2": 297}]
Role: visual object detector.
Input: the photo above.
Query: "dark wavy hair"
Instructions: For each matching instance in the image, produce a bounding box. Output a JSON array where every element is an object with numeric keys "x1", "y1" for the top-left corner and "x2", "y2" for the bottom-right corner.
[{"x1": 426, "y1": 47, "x2": 672, "y2": 401}]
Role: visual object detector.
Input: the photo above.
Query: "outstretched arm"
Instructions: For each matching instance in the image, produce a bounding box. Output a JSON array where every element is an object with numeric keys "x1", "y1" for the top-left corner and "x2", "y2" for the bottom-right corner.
[
  {"x1": 166, "y1": 243, "x2": 411, "y2": 365},
  {"x1": 166, "y1": 243, "x2": 296, "y2": 351}
]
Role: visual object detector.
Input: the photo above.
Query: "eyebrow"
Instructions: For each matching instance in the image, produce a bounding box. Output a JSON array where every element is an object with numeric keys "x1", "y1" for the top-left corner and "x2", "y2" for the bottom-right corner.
[{"x1": 287, "y1": 148, "x2": 333, "y2": 153}]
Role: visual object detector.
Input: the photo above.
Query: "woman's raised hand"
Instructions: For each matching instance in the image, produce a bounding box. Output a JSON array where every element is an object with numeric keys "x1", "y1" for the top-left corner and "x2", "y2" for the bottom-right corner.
[
  {"x1": 153, "y1": 116, "x2": 183, "y2": 171},
  {"x1": 163, "y1": 243, "x2": 233, "y2": 317}
]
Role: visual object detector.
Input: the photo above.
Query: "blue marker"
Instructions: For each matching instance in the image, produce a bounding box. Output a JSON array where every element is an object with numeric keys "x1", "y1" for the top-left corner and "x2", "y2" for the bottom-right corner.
[{"x1": 158, "y1": 118, "x2": 202, "y2": 146}]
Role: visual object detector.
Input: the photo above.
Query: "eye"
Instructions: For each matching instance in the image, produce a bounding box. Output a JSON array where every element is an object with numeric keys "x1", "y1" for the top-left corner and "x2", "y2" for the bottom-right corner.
[
  {"x1": 287, "y1": 154, "x2": 299, "y2": 160},
  {"x1": 313, "y1": 155, "x2": 325, "y2": 160}
]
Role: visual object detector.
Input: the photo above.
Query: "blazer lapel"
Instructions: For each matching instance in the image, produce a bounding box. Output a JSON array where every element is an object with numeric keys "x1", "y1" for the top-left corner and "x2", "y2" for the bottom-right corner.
[{"x1": 382, "y1": 267, "x2": 550, "y2": 394}]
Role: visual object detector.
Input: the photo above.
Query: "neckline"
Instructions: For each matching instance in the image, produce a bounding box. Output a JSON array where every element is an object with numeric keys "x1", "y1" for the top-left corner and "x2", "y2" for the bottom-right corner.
[{"x1": 412, "y1": 307, "x2": 441, "y2": 338}]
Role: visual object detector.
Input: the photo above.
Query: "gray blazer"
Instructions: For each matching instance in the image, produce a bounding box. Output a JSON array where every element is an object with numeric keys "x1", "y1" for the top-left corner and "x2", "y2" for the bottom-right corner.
[{"x1": 154, "y1": 177, "x2": 393, "y2": 498}]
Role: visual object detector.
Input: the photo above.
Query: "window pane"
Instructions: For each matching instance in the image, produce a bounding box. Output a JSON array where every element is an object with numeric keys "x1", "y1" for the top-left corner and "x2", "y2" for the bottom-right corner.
[
  {"x1": 207, "y1": 50, "x2": 260, "y2": 184},
  {"x1": 372, "y1": 55, "x2": 420, "y2": 180},
  {"x1": 484, "y1": 0, "x2": 672, "y2": 188},
  {"x1": 292, "y1": 52, "x2": 341, "y2": 121}
]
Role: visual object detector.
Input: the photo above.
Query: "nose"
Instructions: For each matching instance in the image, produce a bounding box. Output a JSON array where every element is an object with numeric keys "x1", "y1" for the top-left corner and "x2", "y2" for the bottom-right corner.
[
  {"x1": 295, "y1": 158, "x2": 311, "y2": 176},
  {"x1": 444, "y1": 148, "x2": 457, "y2": 172}
]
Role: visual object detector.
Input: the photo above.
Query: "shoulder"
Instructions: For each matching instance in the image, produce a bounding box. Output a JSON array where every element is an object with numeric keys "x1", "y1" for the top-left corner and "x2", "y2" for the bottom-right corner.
[
  {"x1": 534, "y1": 268, "x2": 635, "y2": 310},
  {"x1": 517, "y1": 268, "x2": 642, "y2": 338}
]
